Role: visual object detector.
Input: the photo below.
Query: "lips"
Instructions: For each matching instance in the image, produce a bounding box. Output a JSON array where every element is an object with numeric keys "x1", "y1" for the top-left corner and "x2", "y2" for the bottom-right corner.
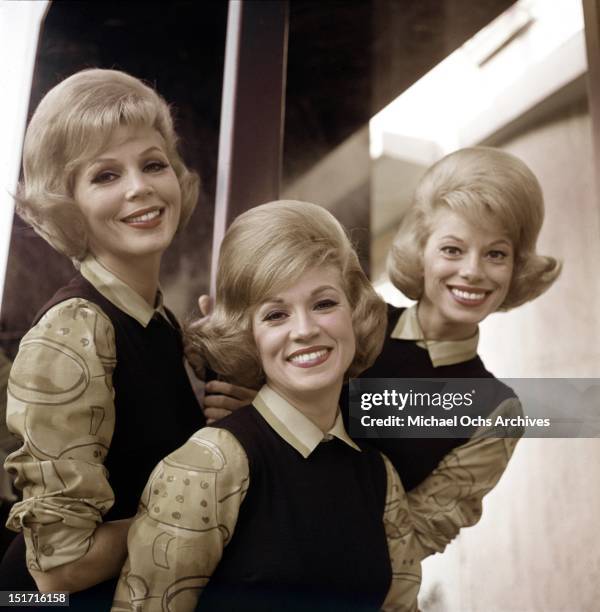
[
  {"x1": 121, "y1": 206, "x2": 164, "y2": 227},
  {"x1": 287, "y1": 346, "x2": 331, "y2": 368},
  {"x1": 448, "y1": 285, "x2": 490, "y2": 306}
]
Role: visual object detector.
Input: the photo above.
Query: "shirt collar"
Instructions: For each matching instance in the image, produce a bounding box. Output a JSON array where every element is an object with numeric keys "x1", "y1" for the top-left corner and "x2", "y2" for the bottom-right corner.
[
  {"x1": 79, "y1": 255, "x2": 168, "y2": 328},
  {"x1": 390, "y1": 304, "x2": 479, "y2": 367},
  {"x1": 252, "y1": 384, "x2": 361, "y2": 458}
]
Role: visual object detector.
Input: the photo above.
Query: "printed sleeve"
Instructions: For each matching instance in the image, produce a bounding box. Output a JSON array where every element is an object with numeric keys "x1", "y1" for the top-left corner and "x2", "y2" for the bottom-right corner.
[
  {"x1": 380, "y1": 454, "x2": 421, "y2": 612},
  {"x1": 4, "y1": 298, "x2": 117, "y2": 571},
  {"x1": 406, "y1": 397, "x2": 523, "y2": 556},
  {"x1": 111, "y1": 427, "x2": 249, "y2": 612}
]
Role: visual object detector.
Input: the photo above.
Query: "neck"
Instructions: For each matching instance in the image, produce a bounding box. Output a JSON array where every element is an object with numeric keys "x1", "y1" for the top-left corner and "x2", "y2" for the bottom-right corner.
[
  {"x1": 272, "y1": 382, "x2": 341, "y2": 433},
  {"x1": 416, "y1": 301, "x2": 477, "y2": 341},
  {"x1": 94, "y1": 252, "x2": 161, "y2": 306}
]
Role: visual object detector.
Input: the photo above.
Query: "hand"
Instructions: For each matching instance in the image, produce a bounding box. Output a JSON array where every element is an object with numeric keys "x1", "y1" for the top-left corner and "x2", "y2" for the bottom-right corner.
[
  {"x1": 203, "y1": 380, "x2": 258, "y2": 424},
  {"x1": 198, "y1": 294, "x2": 213, "y2": 320},
  {"x1": 31, "y1": 518, "x2": 134, "y2": 593}
]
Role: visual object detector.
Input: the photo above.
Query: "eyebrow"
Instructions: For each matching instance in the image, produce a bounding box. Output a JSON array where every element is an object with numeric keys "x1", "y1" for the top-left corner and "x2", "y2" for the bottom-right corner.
[
  {"x1": 87, "y1": 146, "x2": 165, "y2": 168},
  {"x1": 439, "y1": 235, "x2": 512, "y2": 247},
  {"x1": 439, "y1": 234, "x2": 465, "y2": 243},
  {"x1": 259, "y1": 284, "x2": 341, "y2": 306}
]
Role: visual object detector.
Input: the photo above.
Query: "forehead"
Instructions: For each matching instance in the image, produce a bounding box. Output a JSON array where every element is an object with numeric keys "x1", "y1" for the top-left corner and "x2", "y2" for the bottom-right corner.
[
  {"x1": 260, "y1": 265, "x2": 345, "y2": 304},
  {"x1": 90, "y1": 125, "x2": 166, "y2": 159},
  {"x1": 427, "y1": 208, "x2": 511, "y2": 244}
]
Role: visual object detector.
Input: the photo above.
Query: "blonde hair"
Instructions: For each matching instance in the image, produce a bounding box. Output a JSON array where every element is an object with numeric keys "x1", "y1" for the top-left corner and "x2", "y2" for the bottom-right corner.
[
  {"x1": 18, "y1": 68, "x2": 199, "y2": 260},
  {"x1": 187, "y1": 200, "x2": 386, "y2": 388},
  {"x1": 387, "y1": 147, "x2": 561, "y2": 309}
]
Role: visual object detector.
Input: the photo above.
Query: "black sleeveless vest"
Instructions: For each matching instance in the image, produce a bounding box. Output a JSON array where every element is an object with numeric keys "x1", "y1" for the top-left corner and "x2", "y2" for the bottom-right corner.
[
  {"x1": 33, "y1": 273, "x2": 205, "y2": 520},
  {"x1": 342, "y1": 305, "x2": 516, "y2": 492},
  {"x1": 199, "y1": 405, "x2": 392, "y2": 612}
]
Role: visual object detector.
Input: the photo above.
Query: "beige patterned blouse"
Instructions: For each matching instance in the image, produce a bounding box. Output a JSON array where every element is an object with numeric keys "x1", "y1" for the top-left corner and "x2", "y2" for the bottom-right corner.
[
  {"x1": 4, "y1": 256, "x2": 169, "y2": 572},
  {"x1": 112, "y1": 385, "x2": 521, "y2": 612}
]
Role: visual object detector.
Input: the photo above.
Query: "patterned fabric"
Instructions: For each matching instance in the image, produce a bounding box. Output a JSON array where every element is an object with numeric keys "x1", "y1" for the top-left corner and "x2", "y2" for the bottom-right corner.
[
  {"x1": 112, "y1": 386, "x2": 520, "y2": 612},
  {"x1": 4, "y1": 256, "x2": 171, "y2": 572},
  {"x1": 391, "y1": 304, "x2": 479, "y2": 367}
]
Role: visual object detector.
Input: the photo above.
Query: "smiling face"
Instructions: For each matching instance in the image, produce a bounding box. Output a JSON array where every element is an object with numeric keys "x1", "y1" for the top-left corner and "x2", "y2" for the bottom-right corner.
[
  {"x1": 418, "y1": 208, "x2": 514, "y2": 340},
  {"x1": 252, "y1": 266, "x2": 356, "y2": 408},
  {"x1": 72, "y1": 125, "x2": 181, "y2": 269}
]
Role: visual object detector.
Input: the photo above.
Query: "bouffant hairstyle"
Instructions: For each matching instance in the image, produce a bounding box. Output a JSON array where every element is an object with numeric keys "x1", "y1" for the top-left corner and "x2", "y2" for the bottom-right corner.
[
  {"x1": 387, "y1": 147, "x2": 561, "y2": 310},
  {"x1": 186, "y1": 200, "x2": 387, "y2": 389},
  {"x1": 17, "y1": 68, "x2": 199, "y2": 260}
]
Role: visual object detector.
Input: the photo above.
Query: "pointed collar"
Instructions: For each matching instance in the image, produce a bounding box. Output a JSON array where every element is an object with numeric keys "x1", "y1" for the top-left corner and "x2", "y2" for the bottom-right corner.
[
  {"x1": 253, "y1": 384, "x2": 360, "y2": 458},
  {"x1": 79, "y1": 255, "x2": 168, "y2": 327},
  {"x1": 390, "y1": 304, "x2": 479, "y2": 367}
]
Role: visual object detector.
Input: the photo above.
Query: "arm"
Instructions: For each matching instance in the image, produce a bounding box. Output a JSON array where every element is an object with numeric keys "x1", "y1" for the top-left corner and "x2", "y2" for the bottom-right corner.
[
  {"x1": 381, "y1": 456, "x2": 422, "y2": 612},
  {"x1": 406, "y1": 397, "x2": 523, "y2": 558},
  {"x1": 32, "y1": 518, "x2": 132, "y2": 592},
  {"x1": 381, "y1": 399, "x2": 522, "y2": 610},
  {"x1": 5, "y1": 299, "x2": 117, "y2": 589},
  {"x1": 112, "y1": 427, "x2": 249, "y2": 612}
]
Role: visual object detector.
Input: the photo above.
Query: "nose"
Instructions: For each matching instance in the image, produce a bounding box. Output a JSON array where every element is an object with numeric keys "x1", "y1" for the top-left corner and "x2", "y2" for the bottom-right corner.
[
  {"x1": 290, "y1": 310, "x2": 319, "y2": 341},
  {"x1": 125, "y1": 170, "x2": 153, "y2": 200},
  {"x1": 459, "y1": 252, "x2": 484, "y2": 282}
]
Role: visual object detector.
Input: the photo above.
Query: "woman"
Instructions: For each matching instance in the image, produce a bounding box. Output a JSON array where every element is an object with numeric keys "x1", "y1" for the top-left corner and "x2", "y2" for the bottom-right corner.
[
  {"x1": 112, "y1": 200, "x2": 520, "y2": 611},
  {"x1": 351, "y1": 146, "x2": 561, "y2": 490},
  {"x1": 197, "y1": 148, "x2": 556, "y2": 493},
  {"x1": 1, "y1": 69, "x2": 205, "y2": 605}
]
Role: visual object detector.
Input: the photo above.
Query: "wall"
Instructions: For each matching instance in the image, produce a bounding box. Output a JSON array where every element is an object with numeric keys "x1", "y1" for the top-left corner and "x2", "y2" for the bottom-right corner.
[{"x1": 419, "y1": 106, "x2": 600, "y2": 611}]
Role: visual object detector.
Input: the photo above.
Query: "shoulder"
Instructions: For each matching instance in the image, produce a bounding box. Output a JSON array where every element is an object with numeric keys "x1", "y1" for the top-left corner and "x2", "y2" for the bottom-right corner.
[
  {"x1": 210, "y1": 404, "x2": 264, "y2": 440},
  {"x1": 22, "y1": 297, "x2": 115, "y2": 362},
  {"x1": 139, "y1": 427, "x2": 249, "y2": 532},
  {"x1": 10, "y1": 299, "x2": 116, "y2": 410},
  {"x1": 166, "y1": 426, "x2": 249, "y2": 473}
]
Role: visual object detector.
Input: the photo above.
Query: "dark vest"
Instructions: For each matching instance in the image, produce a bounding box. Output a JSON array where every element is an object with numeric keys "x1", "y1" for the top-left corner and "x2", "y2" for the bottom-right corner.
[
  {"x1": 200, "y1": 406, "x2": 391, "y2": 612},
  {"x1": 342, "y1": 305, "x2": 516, "y2": 492},
  {"x1": 33, "y1": 273, "x2": 205, "y2": 520}
]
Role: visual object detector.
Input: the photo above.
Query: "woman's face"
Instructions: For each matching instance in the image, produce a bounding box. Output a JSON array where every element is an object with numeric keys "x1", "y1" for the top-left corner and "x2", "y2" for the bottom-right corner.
[
  {"x1": 73, "y1": 125, "x2": 181, "y2": 268},
  {"x1": 419, "y1": 208, "x2": 514, "y2": 340},
  {"x1": 252, "y1": 265, "x2": 356, "y2": 406}
]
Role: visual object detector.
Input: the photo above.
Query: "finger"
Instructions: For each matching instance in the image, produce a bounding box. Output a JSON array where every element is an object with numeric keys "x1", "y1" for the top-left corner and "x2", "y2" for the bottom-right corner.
[
  {"x1": 203, "y1": 394, "x2": 247, "y2": 411},
  {"x1": 203, "y1": 407, "x2": 232, "y2": 422},
  {"x1": 205, "y1": 380, "x2": 258, "y2": 400},
  {"x1": 198, "y1": 294, "x2": 213, "y2": 317}
]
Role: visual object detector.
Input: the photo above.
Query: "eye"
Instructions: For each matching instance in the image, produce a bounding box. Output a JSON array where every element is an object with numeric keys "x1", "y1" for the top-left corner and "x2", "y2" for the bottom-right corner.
[
  {"x1": 262, "y1": 310, "x2": 288, "y2": 323},
  {"x1": 91, "y1": 170, "x2": 119, "y2": 184},
  {"x1": 144, "y1": 160, "x2": 169, "y2": 173},
  {"x1": 314, "y1": 299, "x2": 338, "y2": 311},
  {"x1": 487, "y1": 249, "x2": 509, "y2": 261},
  {"x1": 440, "y1": 245, "x2": 462, "y2": 257}
]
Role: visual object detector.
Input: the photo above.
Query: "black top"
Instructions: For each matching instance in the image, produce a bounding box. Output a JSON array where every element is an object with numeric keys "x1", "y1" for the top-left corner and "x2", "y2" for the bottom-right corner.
[
  {"x1": 0, "y1": 273, "x2": 204, "y2": 606},
  {"x1": 201, "y1": 405, "x2": 391, "y2": 612},
  {"x1": 34, "y1": 273, "x2": 205, "y2": 520},
  {"x1": 342, "y1": 305, "x2": 515, "y2": 492}
]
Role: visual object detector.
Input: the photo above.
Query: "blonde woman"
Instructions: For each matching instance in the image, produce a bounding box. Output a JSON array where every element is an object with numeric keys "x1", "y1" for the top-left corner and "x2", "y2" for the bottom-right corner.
[
  {"x1": 113, "y1": 200, "x2": 519, "y2": 612},
  {"x1": 354, "y1": 146, "x2": 560, "y2": 489},
  {"x1": 1, "y1": 69, "x2": 205, "y2": 606}
]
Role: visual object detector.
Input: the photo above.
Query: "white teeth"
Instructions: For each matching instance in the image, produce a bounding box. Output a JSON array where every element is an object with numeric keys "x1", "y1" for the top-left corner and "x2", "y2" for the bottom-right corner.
[
  {"x1": 124, "y1": 209, "x2": 161, "y2": 223},
  {"x1": 289, "y1": 349, "x2": 328, "y2": 364},
  {"x1": 451, "y1": 288, "x2": 486, "y2": 301}
]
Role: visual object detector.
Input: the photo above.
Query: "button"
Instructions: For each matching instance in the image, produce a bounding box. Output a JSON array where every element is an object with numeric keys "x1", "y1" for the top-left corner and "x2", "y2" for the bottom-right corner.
[{"x1": 41, "y1": 544, "x2": 54, "y2": 556}]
